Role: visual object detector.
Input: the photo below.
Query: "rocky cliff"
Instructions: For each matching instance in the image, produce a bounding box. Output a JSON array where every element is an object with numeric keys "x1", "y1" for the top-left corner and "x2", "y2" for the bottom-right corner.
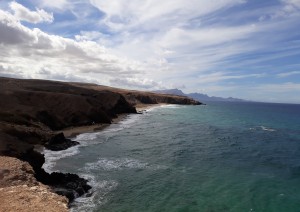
[
  {"x1": 69, "y1": 83, "x2": 202, "y2": 106},
  {"x1": 0, "y1": 156, "x2": 68, "y2": 212}
]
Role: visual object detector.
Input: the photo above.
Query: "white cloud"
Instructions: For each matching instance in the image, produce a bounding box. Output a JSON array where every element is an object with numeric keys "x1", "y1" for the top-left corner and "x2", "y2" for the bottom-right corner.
[
  {"x1": 196, "y1": 72, "x2": 265, "y2": 84},
  {"x1": 250, "y1": 82, "x2": 300, "y2": 103},
  {"x1": 258, "y1": 82, "x2": 300, "y2": 92},
  {"x1": 1, "y1": 1, "x2": 300, "y2": 102},
  {"x1": 268, "y1": 0, "x2": 300, "y2": 19},
  {"x1": 0, "y1": 8, "x2": 149, "y2": 86},
  {"x1": 9, "y1": 1, "x2": 53, "y2": 23},
  {"x1": 38, "y1": 0, "x2": 69, "y2": 10},
  {"x1": 277, "y1": 71, "x2": 300, "y2": 77},
  {"x1": 90, "y1": 0, "x2": 246, "y2": 31},
  {"x1": 110, "y1": 77, "x2": 165, "y2": 90},
  {"x1": 159, "y1": 25, "x2": 257, "y2": 49}
]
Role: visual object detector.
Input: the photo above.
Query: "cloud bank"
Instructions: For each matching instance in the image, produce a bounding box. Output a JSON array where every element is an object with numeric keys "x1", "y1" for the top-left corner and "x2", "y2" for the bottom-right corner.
[
  {"x1": 0, "y1": 1, "x2": 300, "y2": 103},
  {"x1": 9, "y1": 1, "x2": 53, "y2": 23}
]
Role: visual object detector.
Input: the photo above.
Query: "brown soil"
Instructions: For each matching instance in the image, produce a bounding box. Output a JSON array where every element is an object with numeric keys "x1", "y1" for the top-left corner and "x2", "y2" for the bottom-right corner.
[{"x1": 0, "y1": 156, "x2": 68, "y2": 212}]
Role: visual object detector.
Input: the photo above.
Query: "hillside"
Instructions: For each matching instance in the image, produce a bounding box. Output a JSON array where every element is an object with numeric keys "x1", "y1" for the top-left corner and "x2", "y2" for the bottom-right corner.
[{"x1": 69, "y1": 84, "x2": 201, "y2": 106}]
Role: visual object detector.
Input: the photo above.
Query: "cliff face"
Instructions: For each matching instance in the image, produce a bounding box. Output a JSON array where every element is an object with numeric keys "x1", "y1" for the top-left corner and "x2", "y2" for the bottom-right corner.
[
  {"x1": 0, "y1": 156, "x2": 68, "y2": 212},
  {"x1": 123, "y1": 92, "x2": 201, "y2": 105},
  {"x1": 69, "y1": 83, "x2": 202, "y2": 106},
  {"x1": 0, "y1": 77, "x2": 136, "y2": 131}
]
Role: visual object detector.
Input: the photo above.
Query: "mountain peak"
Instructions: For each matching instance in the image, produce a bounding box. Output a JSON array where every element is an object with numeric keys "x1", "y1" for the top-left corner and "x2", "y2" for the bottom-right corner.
[
  {"x1": 153, "y1": 89, "x2": 186, "y2": 96},
  {"x1": 153, "y1": 89, "x2": 246, "y2": 102}
]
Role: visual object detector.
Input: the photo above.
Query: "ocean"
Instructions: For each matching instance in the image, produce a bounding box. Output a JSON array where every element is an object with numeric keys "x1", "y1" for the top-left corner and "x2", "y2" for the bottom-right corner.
[{"x1": 43, "y1": 102, "x2": 300, "y2": 212}]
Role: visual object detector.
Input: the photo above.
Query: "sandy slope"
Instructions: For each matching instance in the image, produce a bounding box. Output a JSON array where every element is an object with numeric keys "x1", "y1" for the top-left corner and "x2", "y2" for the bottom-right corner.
[{"x1": 0, "y1": 156, "x2": 68, "y2": 212}]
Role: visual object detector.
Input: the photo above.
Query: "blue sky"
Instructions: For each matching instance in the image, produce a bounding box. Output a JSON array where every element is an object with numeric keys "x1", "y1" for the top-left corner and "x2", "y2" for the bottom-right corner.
[{"x1": 0, "y1": 0, "x2": 300, "y2": 103}]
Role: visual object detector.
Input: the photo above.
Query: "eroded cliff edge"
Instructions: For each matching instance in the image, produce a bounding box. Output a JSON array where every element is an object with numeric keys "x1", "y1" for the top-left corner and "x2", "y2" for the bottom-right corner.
[
  {"x1": 0, "y1": 156, "x2": 68, "y2": 212},
  {"x1": 0, "y1": 77, "x2": 202, "y2": 211}
]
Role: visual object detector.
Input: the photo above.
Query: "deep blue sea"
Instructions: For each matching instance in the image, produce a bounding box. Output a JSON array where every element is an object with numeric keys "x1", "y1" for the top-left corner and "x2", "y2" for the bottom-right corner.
[{"x1": 43, "y1": 102, "x2": 300, "y2": 212}]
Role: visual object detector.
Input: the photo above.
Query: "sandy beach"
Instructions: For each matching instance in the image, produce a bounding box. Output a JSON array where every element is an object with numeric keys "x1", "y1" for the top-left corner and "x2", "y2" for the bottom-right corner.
[
  {"x1": 61, "y1": 104, "x2": 167, "y2": 138},
  {"x1": 60, "y1": 114, "x2": 129, "y2": 138}
]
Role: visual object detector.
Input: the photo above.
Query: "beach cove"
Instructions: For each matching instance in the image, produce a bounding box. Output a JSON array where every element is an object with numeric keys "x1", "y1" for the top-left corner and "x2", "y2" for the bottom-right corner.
[{"x1": 0, "y1": 77, "x2": 200, "y2": 211}]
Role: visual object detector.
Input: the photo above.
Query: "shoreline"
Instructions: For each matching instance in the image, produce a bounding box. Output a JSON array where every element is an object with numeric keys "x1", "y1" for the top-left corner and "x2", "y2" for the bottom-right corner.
[
  {"x1": 59, "y1": 104, "x2": 166, "y2": 139},
  {"x1": 0, "y1": 77, "x2": 202, "y2": 212},
  {"x1": 44, "y1": 103, "x2": 166, "y2": 210},
  {"x1": 135, "y1": 103, "x2": 168, "y2": 112},
  {"x1": 59, "y1": 113, "x2": 129, "y2": 139}
]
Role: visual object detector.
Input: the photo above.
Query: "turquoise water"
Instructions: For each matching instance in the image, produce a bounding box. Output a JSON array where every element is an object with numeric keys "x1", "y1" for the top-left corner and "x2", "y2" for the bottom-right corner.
[{"x1": 44, "y1": 102, "x2": 300, "y2": 212}]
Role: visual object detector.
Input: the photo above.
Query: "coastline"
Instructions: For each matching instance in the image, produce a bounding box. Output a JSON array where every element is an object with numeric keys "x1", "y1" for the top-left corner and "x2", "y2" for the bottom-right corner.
[
  {"x1": 0, "y1": 77, "x2": 202, "y2": 212},
  {"x1": 135, "y1": 103, "x2": 167, "y2": 111},
  {"x1": 59, "y1": 114, "x2": 129, "y2": 139},
  {"x1": 44, "y1": 103, "x2": 167, "y2": 210},
  {"x1": 60, "y1": 104, "x2": 166, "y2": 139}
]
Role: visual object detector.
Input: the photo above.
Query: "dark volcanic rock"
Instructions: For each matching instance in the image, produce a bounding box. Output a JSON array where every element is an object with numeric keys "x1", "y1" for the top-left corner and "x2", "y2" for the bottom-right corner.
[
  {"x1": 16, "y1": 148, "x2": 91, "y2": 202},
  {"x1": 20, "y1": 148, "x2": 45, "y2": 171},
  {"x1": 36, "y1": 171, "x2": 92, "y2": 202},
  {"x1": 45, "y1": 133, "x2": 79, "y2": 151}
]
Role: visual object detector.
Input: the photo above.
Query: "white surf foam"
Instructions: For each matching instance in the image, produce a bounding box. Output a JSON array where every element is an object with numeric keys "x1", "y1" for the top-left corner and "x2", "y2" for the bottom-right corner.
[
  {"x1": 43, "y1": 114, "x2": 144, "y2": 173},
  {"x1": 145, "y1": 104, "x2": 185, "y2": 112},
  {"x1": 160, "y1": 104, "x2": 185, "y2": 109},
  {"x1": 75, "y1": 132, "x2": 99, "y2": 141},
  {"x1": 84, "y1": 158, "x2": 149, "y2": 171},
  {"x1": 42, "y1": 145, "x2": 80, "y2": 173},
  {"x1": 260, "y1": 126, "x2": 276, "y2": 132},
  {"x1": 83, "y1": 157, "x2": 168, "y2": 172},
  {"x1": 70, "y1": 173, "x2": 118, "y2": 212},
  {"x1": 249, "y1": 126, "x2": 276, "y2": 132}
]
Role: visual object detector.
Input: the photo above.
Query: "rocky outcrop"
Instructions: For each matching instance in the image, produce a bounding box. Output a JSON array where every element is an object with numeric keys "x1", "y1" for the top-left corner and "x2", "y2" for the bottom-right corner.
[
  {"x1": 45, "y1": 133, "x2": 79, "y2": 151},
  {"x1": 0, "y1": 156, "x2": 68, "y2": 212},
  {"x1": 38, "y1": 172, "x2": 92, "y2": 201},
  {"x1": 0, "y1": 139, "x2": 91, "y2": 203}
]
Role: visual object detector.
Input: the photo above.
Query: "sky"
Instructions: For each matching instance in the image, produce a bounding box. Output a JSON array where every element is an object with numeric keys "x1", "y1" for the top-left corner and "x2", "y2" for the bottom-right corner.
[{"x1": 0, "y1": 0, "x2": 300, "y2": 103}]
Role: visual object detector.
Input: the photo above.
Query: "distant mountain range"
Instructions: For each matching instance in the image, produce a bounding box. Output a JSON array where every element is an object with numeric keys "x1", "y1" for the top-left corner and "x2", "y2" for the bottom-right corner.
[{"x1": 154, "y1": 89, "x2": 246, "y2": 103}]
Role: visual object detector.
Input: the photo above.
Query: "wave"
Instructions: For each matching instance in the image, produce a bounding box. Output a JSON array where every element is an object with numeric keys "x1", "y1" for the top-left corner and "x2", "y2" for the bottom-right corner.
[
  {"x1": 70, "y1": 173, "x2": 118, "y2": 212},
  {"x1": 144, "y1": 104, "x2": 185, "y2": 112},
  {"x1": 260, "y1": 126, "x2": 276, "y2": 132},
  {"x1": 159, "y1": 104, "x2": 185, "y2": 109},
  {"x1": 83, "y1": 158, "x2": 149, "y2": 171},
  {"x1": 42, "y1": 145, "x2": 80, "y2": 173},
  {"x1": 249, "y1": 126, "x2": 276, "y2": 132},
  {"x1": 82, "y1": 157, "x2": 168, "y2": 172},
  {"x1": 43, "y1": 113, "x2": 143, "y2": 173},
  {"x1": 73, "y1": 114, "x2": 141, "y2": 141}
]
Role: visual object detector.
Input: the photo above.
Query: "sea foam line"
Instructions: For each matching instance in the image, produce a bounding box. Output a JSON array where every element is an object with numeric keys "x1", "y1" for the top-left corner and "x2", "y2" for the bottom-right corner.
[
  {"x1": 83, "y1": 158, "x2": 149, "y2": 171},
  {"x1": 249, "y1": 126, "x2": 276, "y2": 132},
  {"x1": 43, "y1": 113, "x2": 143, "y2": 173},
  {"x1": 70, "y1": 173, "x2": 118, "y2": 212},
  {"x1": 42, "y1": 145, "x2": 80, "y2": 173},
  {"x1": 260, "y1": 126, "x2": 276, "y2": 132}
]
